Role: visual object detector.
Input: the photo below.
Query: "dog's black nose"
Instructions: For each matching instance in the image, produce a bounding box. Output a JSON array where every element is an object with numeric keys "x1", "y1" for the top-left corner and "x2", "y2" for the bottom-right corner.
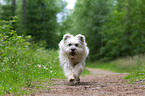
[{"x1": 71, "y1": 49, "x2": 75, "y2": 52}]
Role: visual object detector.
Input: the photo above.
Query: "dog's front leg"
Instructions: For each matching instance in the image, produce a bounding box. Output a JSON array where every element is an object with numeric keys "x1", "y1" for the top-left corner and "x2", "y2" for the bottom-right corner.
[
  {"x1": 63, "y1": 65, "x2": 75, "y2": 82},
  {"x1": 73, "y1": 63, "x2": 84, "y2": 82}
]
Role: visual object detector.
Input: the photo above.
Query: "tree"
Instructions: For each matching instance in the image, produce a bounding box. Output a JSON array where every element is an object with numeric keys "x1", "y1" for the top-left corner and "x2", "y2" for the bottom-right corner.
[
  {"x1": 63, "y1": 0, "x2": 113, "y2": 60},
  {"x1": 22, "y1": 0, "x2": 26, "y2": 24},
  {"x1": 24, "y1": 0, "x2": 66, "y2": 48},
  {"x1": 101, "y1": 0, "x2": 145, "y2": 60},
  {"x1": 0, "y1": 0, "x2": 13, "y2": 20},
  {"x1": 62, "y1": 0, "x2": 145, "y2": 61},
  {"x1": 12, "y1": 0, "x2": 16, "y2": 16}
]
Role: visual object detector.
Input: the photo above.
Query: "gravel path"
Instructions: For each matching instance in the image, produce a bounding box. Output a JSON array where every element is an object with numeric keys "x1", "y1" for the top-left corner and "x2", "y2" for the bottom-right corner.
[{"x1": 31, "y1": 68, "x2": 145, "y2": 96}]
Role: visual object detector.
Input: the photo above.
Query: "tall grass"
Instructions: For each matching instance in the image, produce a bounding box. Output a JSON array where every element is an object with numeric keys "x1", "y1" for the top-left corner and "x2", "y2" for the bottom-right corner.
[
  {"x1": 0, "y1": 20, "x2": 64, "y2": 94},
  {"x1": 122, "y1": 55, "x2": 145, "y2": 83},
  {"x1": 111, "y1": 55, "x2": 145, "y2": 72},
  {"x1": 87, "y1": 55, "x2": 145, "y2": 72}
]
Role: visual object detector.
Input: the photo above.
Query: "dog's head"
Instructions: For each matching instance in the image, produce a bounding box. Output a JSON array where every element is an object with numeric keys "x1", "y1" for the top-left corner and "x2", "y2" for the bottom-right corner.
[{"x1": 61, "y1": 34, "x2": 86, "y2": 59}]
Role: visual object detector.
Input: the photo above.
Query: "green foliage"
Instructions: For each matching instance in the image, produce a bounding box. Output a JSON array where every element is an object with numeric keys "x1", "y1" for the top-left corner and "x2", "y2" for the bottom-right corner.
[
  {"x1": 24, "y1": 0, "x2": 62, "y2": 48},
  {"x1": 0, "y1": 0, "x2": 66, "y2": 49},
  {"x1": 0, "y1": 5, "x2": 12, "y2": 20},
  {"x1": 0, "y1": 0, "x2": 13, "y2": 20},
  {"x1": 101, "y1": 0, "x2": 145, "y2": 60},
  {"x1": 62, "y1": 0, "x2": 145, "y2": 61},
  {"x1": 0, "y1": 20, "x2": 64, "y2": 95},
  {"x1": 61, "y1": 0, "x2": 114, "y2": 60},
  {"x1": 1, "y1": 0, "x2": 145, "y2": 61}
]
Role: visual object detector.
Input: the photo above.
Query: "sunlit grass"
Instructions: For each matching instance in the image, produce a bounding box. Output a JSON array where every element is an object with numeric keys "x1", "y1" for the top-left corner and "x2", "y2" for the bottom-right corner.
[
  {"x1": 0, "y1": 48, "x2": 65, "y2": 95},
  {"x1": 0, "y1": 24, "x2": 89, "y2": 95},
  {"x1": 86, "y1": 61, "x2": 126, "y2": 73},
  {"x1": 81, "y1": 68, "x2": 91, "y2": 76},
  {"x1": 0, "y1": 46, "x2": 90, "y2": 95},
  {"x1": 0, "y1": 20, "x2": 65, "y2": 95}
]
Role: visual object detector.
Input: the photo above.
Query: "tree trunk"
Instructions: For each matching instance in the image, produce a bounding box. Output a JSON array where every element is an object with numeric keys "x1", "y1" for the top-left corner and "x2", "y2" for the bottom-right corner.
[
  {"x1": 23, "y1": 0, "x2": 27, "y2": 24},
  {"x1": 12, "y1": 0, "x2": 16, "y2": 16}
]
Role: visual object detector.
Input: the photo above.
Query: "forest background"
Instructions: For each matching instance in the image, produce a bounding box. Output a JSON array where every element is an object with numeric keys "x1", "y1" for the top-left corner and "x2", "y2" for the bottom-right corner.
[
  {"x1": 1, "y1": 0, "x2": 145, "y2": 61},
  {"x1": 0, "y1": 0, "x2": 145, "y2": 95}
]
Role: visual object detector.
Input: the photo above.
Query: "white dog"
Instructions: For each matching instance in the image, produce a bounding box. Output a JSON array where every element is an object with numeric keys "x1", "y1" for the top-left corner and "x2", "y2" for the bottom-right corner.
[{"x1": 59, "y1": 34, "x2": 89, "y2": 82}]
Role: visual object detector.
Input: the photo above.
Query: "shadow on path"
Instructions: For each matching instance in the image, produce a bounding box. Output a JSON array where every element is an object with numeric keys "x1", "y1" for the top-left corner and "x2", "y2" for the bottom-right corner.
[{"x1": 65, "y1": 81, "x2": 98, "y2": 86}]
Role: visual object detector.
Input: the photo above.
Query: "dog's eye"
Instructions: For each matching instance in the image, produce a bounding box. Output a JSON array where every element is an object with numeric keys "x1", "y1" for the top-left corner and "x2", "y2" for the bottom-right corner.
[
  {"x1": 68, "y1": 43, "x2": 72, "y2": 46},
  {"x1": 75, "y1": 44, "x2": 78, "y2": 47}
]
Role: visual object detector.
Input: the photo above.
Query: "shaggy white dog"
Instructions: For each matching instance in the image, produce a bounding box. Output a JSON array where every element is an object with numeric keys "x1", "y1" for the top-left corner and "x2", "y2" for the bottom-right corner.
[{"x1": 59, "y1": 34, "x2": 89, "y2": 82}]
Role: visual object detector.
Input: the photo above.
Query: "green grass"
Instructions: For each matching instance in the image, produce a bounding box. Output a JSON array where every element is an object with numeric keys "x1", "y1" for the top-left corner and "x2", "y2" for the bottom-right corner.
[
  {"x1": 125, "y1": 69, "x2": 145, "y2": 83},
  {"x1": 86, "y1": 61, "x2": 129, "y2": 73},
  {"x1": 81, "y1": 68, "x2": 91, "y2": 76},
  {"x1": 0, "y1": 20, "x2": 65, "y2": 95},
  {"x1": 112, "y1": 55, "x2": 145, "y2": 83},
  {"x1": 0, "y1": 48, "x2": 65, "y2": 95},
  {"x1": 0, "y1": 45, "x2": 90, "y2": 95},
  {"x1": 0, "y1": 20, "x2": 91, "y2": 95}
]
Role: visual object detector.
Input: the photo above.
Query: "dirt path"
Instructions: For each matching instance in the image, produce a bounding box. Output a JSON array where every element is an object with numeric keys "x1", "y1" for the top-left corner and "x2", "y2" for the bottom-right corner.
[
  {"x1": 32, "y1": 68, "x2": 145, "y2": 96},
  {"x1": 86, "y1": 68, "x2": 117, "y2": 75}
]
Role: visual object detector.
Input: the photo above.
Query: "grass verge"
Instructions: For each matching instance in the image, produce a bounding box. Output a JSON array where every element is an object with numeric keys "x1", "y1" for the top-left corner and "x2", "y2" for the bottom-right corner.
[
  {"x1": 86, "y1": 54, "x2": 145, "y2": 83},
  {"x1": 0, "y1": 20, "x2": 65, "y2": 95},
  {"x1": 81, "y1": 68, "x2": 91, "y2": 76}
]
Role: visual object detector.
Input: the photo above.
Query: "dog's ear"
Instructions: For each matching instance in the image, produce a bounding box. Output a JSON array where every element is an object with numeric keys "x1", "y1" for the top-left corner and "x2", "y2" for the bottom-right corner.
[
  {"x1": 63, "y1": 34, "x2": 72, "y2": 41},
  {"x1": 75, "y1": 34, "x2": 85, "y2": 43}
]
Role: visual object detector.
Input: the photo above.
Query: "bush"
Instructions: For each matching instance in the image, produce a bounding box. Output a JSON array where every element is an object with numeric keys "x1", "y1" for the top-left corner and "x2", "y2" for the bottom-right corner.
[{"x1": 0, "y1": 20, "x2": 64, "y2": 94}]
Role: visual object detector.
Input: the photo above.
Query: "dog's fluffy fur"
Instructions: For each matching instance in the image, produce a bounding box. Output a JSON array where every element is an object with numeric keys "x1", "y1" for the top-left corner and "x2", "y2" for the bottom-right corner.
[{"x1": 59, "y1": 34, "x2": 89, "y2": 82}]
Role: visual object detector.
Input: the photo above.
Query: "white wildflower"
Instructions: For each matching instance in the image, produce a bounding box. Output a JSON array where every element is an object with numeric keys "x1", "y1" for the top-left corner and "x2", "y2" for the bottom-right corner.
[
  {"x1": 37, "y1": 64, "x2": 41, "y2": 68},
  {"x1": 44, "y1": 66, "x2": 48, "y2": 70}
]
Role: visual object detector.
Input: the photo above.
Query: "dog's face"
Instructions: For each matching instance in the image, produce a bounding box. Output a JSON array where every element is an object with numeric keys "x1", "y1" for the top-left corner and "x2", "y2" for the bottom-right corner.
[{"x1": 62, "y1": 34, "x2": 86, "y2": 59}]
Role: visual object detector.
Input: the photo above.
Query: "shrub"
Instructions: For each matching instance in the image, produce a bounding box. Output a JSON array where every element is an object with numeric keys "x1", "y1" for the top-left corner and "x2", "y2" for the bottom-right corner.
[{"x1": 0, "y1": 20, "x2": 64, "y2": 94}]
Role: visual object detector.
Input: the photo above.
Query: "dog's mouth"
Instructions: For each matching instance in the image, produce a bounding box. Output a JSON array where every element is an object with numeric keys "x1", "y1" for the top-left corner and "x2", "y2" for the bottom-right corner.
[{"x1": 70, "y1": 52, "x2": 76, "y2": 56}]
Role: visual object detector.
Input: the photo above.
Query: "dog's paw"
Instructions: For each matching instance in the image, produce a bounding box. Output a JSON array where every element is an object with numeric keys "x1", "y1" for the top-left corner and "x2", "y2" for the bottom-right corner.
[
  {"x1": 74, "y1": 77, "x2": 80, "y2": 83},
  {"x1": 68, "y1": 77, "x2": 75, "y2": 82}
]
